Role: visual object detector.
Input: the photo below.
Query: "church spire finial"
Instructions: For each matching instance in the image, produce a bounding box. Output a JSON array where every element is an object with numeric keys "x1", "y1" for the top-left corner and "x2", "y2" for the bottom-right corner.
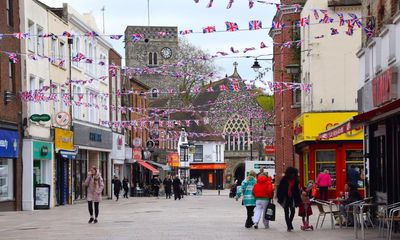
[{"x1": 230, "y1": 61, "x2": 241, "y2": 79}]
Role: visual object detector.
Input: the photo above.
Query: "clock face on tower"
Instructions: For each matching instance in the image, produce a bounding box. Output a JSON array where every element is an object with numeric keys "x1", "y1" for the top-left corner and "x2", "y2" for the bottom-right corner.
[{"x1": 160, "y1": 47, "x2": 172, "y2": 59}]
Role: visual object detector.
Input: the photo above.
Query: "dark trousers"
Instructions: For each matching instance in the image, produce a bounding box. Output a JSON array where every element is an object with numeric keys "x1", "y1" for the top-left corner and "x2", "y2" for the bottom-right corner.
[
  {"x1": 165, "y1": 190, "x2": 171, "y2": 199},
  {"x1": 114, "y1": 190, "x2": 120, "y2": 200},
  {"x1": 88, "y1": 201, "x2": 99, "y2": 218},
  {"x1": 174, "y1": 190, "x2": 181, "y2": 200},
  {"x1": 319, "y1": 186, "x2": 329, "y2": 201},
  {"x1": 123, "y1": 187, "x2": 129, "y2": 198},
  {"x1": 284, "y1": 205, "x2": 295, "y2": 229},
  {"x1": 154, "y1": 187, "x2": 160, "y2": 197},
  {"x1": 245, "y1": 206, "x2": 255, "y2": 228}
]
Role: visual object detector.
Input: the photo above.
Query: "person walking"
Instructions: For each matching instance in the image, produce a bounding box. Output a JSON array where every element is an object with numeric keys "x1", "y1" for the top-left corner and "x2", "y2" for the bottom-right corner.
[
  {"x1": 173, "y1": 175, "x2": 182, "y2": 200},
  {"x1": 252, "y1": 174, "x2": 274, "y2": 229},
  {"x1": 122, "y1": 177, "x2": 129, "y2": 199},
  {"x1": 151, "y1": 176, "x2": 161, "y2": 198},
  {"x1": 235, "y1": 170, "x2": 257, "y2": 228},
  {"x1": 347, "y1": 165, "x2": 360, "y2": 189},
  {"x1": 84, "y1": 166, "x2": 104, "y2": 224},
  {"x1": 316, "y1": 169, "x2": 332, "y2": 201},
  {"x1": 277, "y1": 167, "x2": 301, "y2": 232},
  {"x1": 112, "y1": 176, "x2": 122, "y2": 201},
  {"x1": 163, "y1": 175, "x2": 173, "y2": 199}
]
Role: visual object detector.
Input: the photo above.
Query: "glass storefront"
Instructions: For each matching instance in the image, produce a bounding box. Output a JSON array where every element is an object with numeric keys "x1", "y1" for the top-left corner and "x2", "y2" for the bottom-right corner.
[
  {"x1": 315, "y1": 150, "x2": 336, "y2": 188},
  {"x1": 0, "y1": 159, "x2": 14, "y2": 201},
  {"x1": 346, "y1": 150, "x2": 364, "y2": 188},
  {"x1": 74, "y1": 150, "x2": 87, "y2": 200}
]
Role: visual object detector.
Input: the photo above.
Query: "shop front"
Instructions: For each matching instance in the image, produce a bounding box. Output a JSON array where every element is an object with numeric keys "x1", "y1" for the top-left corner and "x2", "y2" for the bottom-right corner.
[
  {"x1": 74, "y1": 123, "x2": 112, "y2": 199},
  {"x1": 190, "y1": 163, "x2": 225, "y2": 189},
  {"x1": 167, "y1": 152, "x2": 179, "y2": 176},
  {"x1": 293, "y1": 112, "x2": 364, "y2": 199},
  {"x1": 0, "y1": 129, "x2": 19, "y2": 211},
  {"x1": 111, "y1": 133, "x2": 125, "y2": 180},
  {"x1": 22, "y1": 139, "x2": 54, "y2": 210}
]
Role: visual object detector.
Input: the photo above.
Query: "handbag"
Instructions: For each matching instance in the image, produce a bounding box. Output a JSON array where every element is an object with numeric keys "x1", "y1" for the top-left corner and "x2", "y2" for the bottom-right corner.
[{"x1": 265, "y1": 201, "x2": 276, "y2": 221}]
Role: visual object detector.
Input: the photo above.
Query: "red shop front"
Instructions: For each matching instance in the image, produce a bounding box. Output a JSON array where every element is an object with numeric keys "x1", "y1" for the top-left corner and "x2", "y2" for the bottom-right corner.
[{"x1": 293, "y1": 112, "x2": 365, "y2": 199}]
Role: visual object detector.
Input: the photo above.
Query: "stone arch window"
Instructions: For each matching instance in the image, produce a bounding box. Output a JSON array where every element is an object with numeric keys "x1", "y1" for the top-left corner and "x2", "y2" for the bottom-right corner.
[
  {"x1": 149, "y1": 52, "x2": 153, "y2": 65},
  {"x1": 148, "y1": 52, "x2": 158, "y2": 66},
  {"x1": 153, "y1": 52, "x2": 158, "y2": 65},
  {"x1": 223, "y1": 114, "x2": 250, "y2": 151},
  {"x1": 151, "y1": 88, "x2": 158, "y2": 98}
]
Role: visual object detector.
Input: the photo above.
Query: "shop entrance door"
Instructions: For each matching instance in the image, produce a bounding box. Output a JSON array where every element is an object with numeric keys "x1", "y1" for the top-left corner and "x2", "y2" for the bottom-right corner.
[{"x1": 56, "y1": 157, "x2": 69, "y2": 205}]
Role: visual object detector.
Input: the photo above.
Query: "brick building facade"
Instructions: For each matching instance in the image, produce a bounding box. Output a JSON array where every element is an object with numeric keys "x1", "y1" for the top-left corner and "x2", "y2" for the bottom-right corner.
[
  {"x1": 269, "y1": 1, "x2": 305, "y2": 183},
  {"x1": 0, "y1": 0, "x2": 22, "y2": 211}
]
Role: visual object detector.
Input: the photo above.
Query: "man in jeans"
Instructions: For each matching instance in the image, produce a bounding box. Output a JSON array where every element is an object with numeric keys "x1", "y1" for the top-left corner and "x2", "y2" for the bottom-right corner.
[{"x1": 252, "y1": 175, "x2": 274, "y2": 229}]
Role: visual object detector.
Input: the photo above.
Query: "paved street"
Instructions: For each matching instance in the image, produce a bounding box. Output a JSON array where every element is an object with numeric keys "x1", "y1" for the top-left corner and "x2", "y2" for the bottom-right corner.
[{"x1": 0, "y1": 190, "x2": 386, "y2": 240}]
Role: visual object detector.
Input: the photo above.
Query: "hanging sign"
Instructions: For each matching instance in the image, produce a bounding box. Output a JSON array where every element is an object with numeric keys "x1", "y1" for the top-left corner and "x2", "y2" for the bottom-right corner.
[{"x1": 30, "y1": 114, "x2": 51, "y2": 122}]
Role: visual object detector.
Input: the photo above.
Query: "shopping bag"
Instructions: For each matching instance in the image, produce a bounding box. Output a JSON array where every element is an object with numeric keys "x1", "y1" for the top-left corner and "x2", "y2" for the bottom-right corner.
[
  {"x1": 312, "y1": 184, "x2": 318, "y2": 198},
  {"x1": 265, "y1": 202, "x2": 276, "y2": 221}
]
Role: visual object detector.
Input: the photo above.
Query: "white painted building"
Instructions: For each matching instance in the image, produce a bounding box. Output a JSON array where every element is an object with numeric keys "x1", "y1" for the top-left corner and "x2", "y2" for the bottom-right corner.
[
  {"x1": 20, "y1": 0, "x2": 54, "y2": 211},
  {"x1": 301, "y1": 0, "x2": 362, "y2": 112}
]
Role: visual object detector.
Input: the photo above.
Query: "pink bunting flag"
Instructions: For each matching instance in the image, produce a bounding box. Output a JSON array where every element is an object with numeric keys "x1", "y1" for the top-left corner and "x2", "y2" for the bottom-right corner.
[
  {"x1": 206, "y1": 0, "x2": 213, "y2": 8},
  {"x1": 260, "y1": 42, "x2": 267, "y2": 48},
  {"x1": 230, "y1": 47, "x2": 239, "y2": 53},
  {"x1": 243, "y1": 47, "x2": 256, "y2": 53},
  {"x1": 226, "y1": 0, "x2": 234, "y2": 9},
  {"x1": 248, "y1": 0, "x2": 254, "y2": 8},
  {"x1": 219, "y1": 85, "x2": 227, "y2": 91},
  {"x1": 217, "y1": 51, "x2": 229, "y2": 56}
]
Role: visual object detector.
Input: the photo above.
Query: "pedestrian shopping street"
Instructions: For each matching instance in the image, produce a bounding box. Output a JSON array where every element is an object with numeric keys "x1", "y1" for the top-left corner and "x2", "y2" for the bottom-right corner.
[{"x1": 0, "y1": 191, "x2": 384, "y2": 240}]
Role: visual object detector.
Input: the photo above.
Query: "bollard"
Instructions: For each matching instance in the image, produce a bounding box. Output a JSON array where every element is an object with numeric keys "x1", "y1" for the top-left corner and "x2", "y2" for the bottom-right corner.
[{"x1": 218, "y1": 185, "x2": 220, "y2": 195}]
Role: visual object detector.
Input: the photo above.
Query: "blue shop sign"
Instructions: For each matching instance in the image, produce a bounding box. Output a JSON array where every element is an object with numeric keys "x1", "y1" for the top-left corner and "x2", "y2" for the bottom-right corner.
[{"x1": 0, "y1": 129, "x2": 19, "y2": 158}]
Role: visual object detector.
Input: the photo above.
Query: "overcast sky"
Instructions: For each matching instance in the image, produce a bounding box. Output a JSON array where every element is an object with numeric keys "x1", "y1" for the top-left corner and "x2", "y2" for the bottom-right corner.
[{"x1": 40, "y1": 0, "x2": 276, "y2": 82}]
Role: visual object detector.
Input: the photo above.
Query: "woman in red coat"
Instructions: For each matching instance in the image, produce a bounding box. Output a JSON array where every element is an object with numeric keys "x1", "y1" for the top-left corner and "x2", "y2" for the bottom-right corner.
[{"x1": 252, "y1": 175, "x2": 274, "y2": 229}]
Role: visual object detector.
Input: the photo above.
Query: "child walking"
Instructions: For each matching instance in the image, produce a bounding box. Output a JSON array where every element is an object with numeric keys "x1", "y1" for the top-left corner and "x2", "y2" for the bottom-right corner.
[{"x1": 298, "y1": 190, "x2": 313, "y2": 230}]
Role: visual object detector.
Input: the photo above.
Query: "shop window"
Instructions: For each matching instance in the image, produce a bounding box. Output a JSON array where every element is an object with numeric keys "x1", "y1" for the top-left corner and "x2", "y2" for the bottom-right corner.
[
  {"x1": 194, "y1": 145, "x2": 203, "y2": 162},
  {"x1": 0, "y1": 159, "x2": 14, "y2": 201},
  {"x1": 346, "y1": 150, "x2": 365, "y2": 189},
  {"x1": 6, "y1": 0, "x2": 13, "y2": 27},
  {"x1": 315, "y1": 150, "x2": 336, "y2": 188}
]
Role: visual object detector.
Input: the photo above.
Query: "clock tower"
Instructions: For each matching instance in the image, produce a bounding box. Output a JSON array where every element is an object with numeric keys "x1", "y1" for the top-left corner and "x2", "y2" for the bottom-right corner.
[{"x1": 124, "y1": 26, "x2": 179, "y2": 91}]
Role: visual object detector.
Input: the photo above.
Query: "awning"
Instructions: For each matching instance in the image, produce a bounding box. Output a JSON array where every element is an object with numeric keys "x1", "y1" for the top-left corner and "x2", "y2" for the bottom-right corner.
[
  {"x1": 317, "y1": 118, "x2": 362, "y2": 140},
  {"x1": 190, "y1": 163, "x2": 226, "y2": 170},
  {"x1": 147, "y1": 160, "x2": 172, "y2": 171},
  {"x1": 353, "y1": 99, "x2": 400, "y2": 123},
  {"x1": 137, "y1": 160, "x2": 159, "y2": 175}
]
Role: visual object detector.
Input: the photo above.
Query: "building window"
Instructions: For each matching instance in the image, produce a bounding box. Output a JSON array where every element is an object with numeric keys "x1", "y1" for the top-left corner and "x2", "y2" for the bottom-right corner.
[
  {"x1": 194, "y1": 145, "x2": 203, "y2": 162},
  {"x1": 345, "y1": 150, "x2": 364, "y2": 189},
  {"x1": 8, "y1": 60, "x2": 15, "y2": 93},
  {"x1": 149, "y1": 52, "x2": 153, "y2": 65},
  {"x1": 153, "y1": 53, "x2": 158, "y2": 65},
  {"x1": 0, "y1": 159, "x2": 14, "y2": 201},
  {"x1": 224, "y1": 114, "x2": 250, "y2": 151},
  {"x1": 315, "y1": 150, "x2": 336, "y2": 188},
  {"x1": 28, "y1": 21, "x2": 35, "y2": 52},
  {"x1": 51, "y1": 37, "x2": 57, "y2": 60},
  {"x1": 29, "y1": 75, "x2": 37, "y2": 114},
  {"x1": 59, "y1": 41, "x2": 65, "y2": 62},
  {"x1": 39, "y1": 79, "x2": 45, "y2": 113},
  {"x1": 37, "y1": 25, "x2": 44, "y2": 56},
  {"x1": 88, "y1": 42, "x2": 93, "y2": 74},
  {"x1": 151, "y1": 88, "x2": 158, "y2": 98},
  {"x1": 61, "y1": 88, "x2": 68, "y2": 113},
  {"x1": 216, "y1": 145, "x2": 219, "y2": 162},
  {"x1": 6, "y1": 0, "x2": 13, "y2": 27}
]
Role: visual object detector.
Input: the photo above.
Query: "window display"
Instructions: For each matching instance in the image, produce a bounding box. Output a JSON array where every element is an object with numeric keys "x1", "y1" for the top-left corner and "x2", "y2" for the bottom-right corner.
[
  {"x1": 0, "y1": 159, "x2": 14, "y2": 201},
  {"x1": 346, "y1": 150, "x2": 364, "y2": 188},
  {"x1": 315, "y1": 150, "x2": 336, "y2": 188}
]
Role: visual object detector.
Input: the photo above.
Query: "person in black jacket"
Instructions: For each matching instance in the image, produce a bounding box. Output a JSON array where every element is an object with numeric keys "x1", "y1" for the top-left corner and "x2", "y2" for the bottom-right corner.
[
  {"x1": 112, "y1": 176, "x2": 122, "y2": 201},
  {"x1": 172, "y1": 176, "x2": 182, "y2": 200},
  {"x1": 163, "y1": 175, "x2": 173, "y2": 199},
  {"x1": 151, "y1": 176, "x2": 161, "y2": 198},
  {"x1": 277, "y1": 167, "x2": 301, "y2": 232},
  {"x1": 122, "y1": 177, "x2": 129, "y2": 199}
]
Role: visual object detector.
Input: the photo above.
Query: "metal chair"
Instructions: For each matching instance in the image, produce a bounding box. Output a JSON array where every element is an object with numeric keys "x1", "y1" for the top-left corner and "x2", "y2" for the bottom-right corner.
[
  {"x1": 377, "y1": 202, "x2": 400, "y2": 237},
  {"x1": 386, "y1": 206, "x2": 400, "y2": 240},
  {"x1": 345, "y1": 200, "x2": 365, "y2": 227},
  {"x1": 314, "y1": 200, "x2": 341, "y2": 229}
]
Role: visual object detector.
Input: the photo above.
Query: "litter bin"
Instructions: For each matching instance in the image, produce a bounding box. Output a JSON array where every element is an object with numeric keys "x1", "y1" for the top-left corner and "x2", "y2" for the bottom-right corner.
[{"x1": 34, "y1": 184, "x2": 51, "y2": 210}]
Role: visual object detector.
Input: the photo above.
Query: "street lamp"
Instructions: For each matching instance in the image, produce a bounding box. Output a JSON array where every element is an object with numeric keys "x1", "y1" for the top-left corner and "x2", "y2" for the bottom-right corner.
[{"x1": 251, "y1": 59, "x2": 261, "y2": 72}]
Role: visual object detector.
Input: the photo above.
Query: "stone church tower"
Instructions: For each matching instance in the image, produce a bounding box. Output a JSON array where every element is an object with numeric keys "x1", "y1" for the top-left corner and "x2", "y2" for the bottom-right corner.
[{"x1": 124, "y1": 26, "x2": 179, "y2": 93}]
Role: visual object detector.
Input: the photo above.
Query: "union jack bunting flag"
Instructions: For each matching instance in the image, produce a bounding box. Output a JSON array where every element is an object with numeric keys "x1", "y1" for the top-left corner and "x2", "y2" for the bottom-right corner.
[
  {"x1": 260, "y1": 42, "x2": 267, "y2": 48},
  {"x1": 6, "y1": 52, "x2": 18, "y2": 63},
  {"x1": 156, "y1": 31, "x2": 168, "y2": 37},
  {"x1": 226, "y1": 0, "x2": 234, "y2": 9},
  {"x1": 337, "y1": 13, "x2": 345, "y2": 26},
  {"x1": 13, "y1": 32, "x2": 29, "y2": 39},
  {"x1": 320, "y1": 10, "x2": 329, "y2": 23},
  {"x1": 62, "y1": 31, "x2": 72, "y2": 38},
  {"x1": 272, "y1": 21, "x2": 285, "y2": 29},
  {"x1": 85, "y1": 31, "x2": 98, "y2": 37},
  {"x1": 192, "y1": 87, "x2": 200, "y2": 93},
  {"x1": 29, "y1": 54, "x2": 38, "y2": 61},
  {"x1": 293, "y1": 4, "x2": 301, "y2": 12},
  {"x1": 249, "y1": 20, "x2": 262, "y2": 30},
  {"x1": 230, "y1": 47, "x2": 239, "y2": 53},
  {"x1": 194, "y1": 0, "x2": 199, "y2": 3},
  {"x1": 185, "y1": 120, "x2": 191, "y2": 127},
  {"x1": 219, "y1": 85, "x2": 227, "y2": 91},
  {"x1": 110, "y1": 35, "x2": 123, "y2": 40},
  {"x1": 217, "y1": 51, "x2": 229, "y2": 56},
  {"x1": 330, "y1": 28, "x2": 339, "y2": 35},
  {"x1": 275, "y1": 4, "x2": 280, "y2": 11},
  {"x1": 131, "y1": 34, "x2": 144, "y2": 42},
  {"x1": 232, "y1": 84, "x2": 239, "y2": 92},
  {"x1": 296, "y1": 41, "x2": 302, "y2": 48},
  {"x1": 225, "y1": 21, "x2": 239, "y2": 32},
  {"x1": 85, "y1": 59, "x2": 93, "y2": 64},
  {"x1": 72, "y1": 52, "x2": 86, "y2": 62},
  {"x1": 248, "y1": 0, "x2": 254, "y2": 8},
  {"x1": 179, "y1": 29, "x2": 193, "y2": 35},
  {"x1": 282, "y1": 42, "x2": 292, "y2": 48},
  {"x1": 298, "y1": 17, "x2": 309, "y2": 27},
  {"x1": 313, "y1": 9, "x2": 319, "y2": 20},
  {"x1": 203, "y1": 26, "x2": 216, "y2": 33},
  {"x1": 206, "y1": 87, "x2": 214, "y2": 92}
]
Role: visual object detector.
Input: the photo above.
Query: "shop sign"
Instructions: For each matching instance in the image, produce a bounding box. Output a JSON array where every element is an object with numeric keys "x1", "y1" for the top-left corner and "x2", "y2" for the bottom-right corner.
[
  {"x1": 372, "y1": 68, "x2": 397, "y2": 107},
  {"x1": 33, "y1": 141, "x2": 53, "y2": 160},
  {"x1": 0, "y1": 129, "x2": 19, "y2": 158},
  {"x1": 111, "y1": 133, "x2": 125, "y2": 160},
  {"x1": 189, "y1": 163, "x2": 226, "y2": 170},
  {"x1": 54, "y1": 128, "x2": 74, "y2": 151},
  {"x1": 264, "y1": 146, "x2": 275, "y2": 155},
  {"x1": 132, "y1": 148, "x2": 142, "y2": 161},
  {"x1": 293, "y1": 112, "x2": 363, "y2": 145},
  {"x1": 167, "y1": 152, "x2": 180, "y2": 168},
  {"x1": 54, "y1": 112, "x2": 71, "y2": 127},
  {"x1": 74, "y1": 123, "x2": 112, "y2": 149},
  {"x1": 30, "y1": 114, "x2": 51, "y2": 123}
]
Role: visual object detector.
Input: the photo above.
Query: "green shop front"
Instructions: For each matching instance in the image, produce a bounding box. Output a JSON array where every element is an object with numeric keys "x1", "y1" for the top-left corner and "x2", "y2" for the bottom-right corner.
[{"x1": 22, "y1": 140, "x2": 54, "y2": 211}]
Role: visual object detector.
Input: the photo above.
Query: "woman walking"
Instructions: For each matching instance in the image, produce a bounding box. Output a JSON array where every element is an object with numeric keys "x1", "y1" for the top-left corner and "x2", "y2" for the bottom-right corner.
[
  {"x1": 84, "y1": 166, "x2": 104, "y2": 224},
  {"x1": 122, "y1": 177, "x2": 129, "y2": 199},
  {"x1": 235, "y1": 170, "x2": 257, "y2": 228},
  {"x1": 172, "y1": 176, "x2": 182, "y2": 200},
  {"x1": 163, "y1": 175, "x2": 173, "y2": 199},
  {"x1": 316, "y1": 169, "x2": 332, "y2": 201},
  {"x1": 277, "y1": 167, "x2": 301, "y2": 232},
  {"x1": 252, "y1": 174, "x2": 274, "y2": 229}
]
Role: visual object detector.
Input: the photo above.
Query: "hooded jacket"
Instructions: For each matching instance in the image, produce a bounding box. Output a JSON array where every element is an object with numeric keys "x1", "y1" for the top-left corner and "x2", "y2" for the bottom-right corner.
[
  {"x1": 85, "y1": 173, "x2": 104, "y2": 202},
  {"x1": 252, "y1": 175, "x2": 274, "y2": 200}
]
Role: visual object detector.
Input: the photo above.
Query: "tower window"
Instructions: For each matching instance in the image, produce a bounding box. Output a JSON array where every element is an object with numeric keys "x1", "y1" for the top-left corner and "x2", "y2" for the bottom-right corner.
[
  {"x1": 149, "y1": 52, "x2": 153, "y2": 65},
  {"x1": 153, "y1": 53, "x2": 158, "y2": 65}
]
